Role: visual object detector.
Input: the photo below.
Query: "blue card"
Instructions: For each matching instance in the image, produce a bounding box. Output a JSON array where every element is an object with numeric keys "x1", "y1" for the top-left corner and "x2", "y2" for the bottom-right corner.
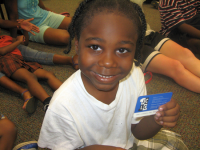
[{"x1": 134, "y1": 92, "x2": 173, "y2": 118}]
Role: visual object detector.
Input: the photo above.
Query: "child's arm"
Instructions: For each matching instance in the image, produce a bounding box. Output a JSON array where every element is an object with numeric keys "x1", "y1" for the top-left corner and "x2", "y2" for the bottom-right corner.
[
  {"x1": 131, "y1": 98, "x2": 180, "y2": 140},
  {"x1": 0, "y1": 18, "x2": 39, "y2": 35},
  {"x1": 22, "y1": 30, "x2": 29, "y2": 46},
  {"x1": 0, "y1": 35, "x2": 24, "y2": 55},
  {"x1": 4, "y1": 0, "x2": 18, "y2": 38},
  {"x1": 178, "y1": 23, "x2": 200, "y2": 39}
]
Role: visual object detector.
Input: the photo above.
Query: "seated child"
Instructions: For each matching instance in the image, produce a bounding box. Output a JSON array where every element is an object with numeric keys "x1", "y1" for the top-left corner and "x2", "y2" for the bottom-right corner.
[
  {"x1": 159, "y1": 0, "x2": 200, "y2": 54},
  {"x1": 130, "y1": 0, "x2": 200, "y2": 93},
  {"x1": 0, "y1": 31, "x2": 62, "y2": 115},
  {"x1": 0, "y1": 113, "x2": 38, "y2": 150},
  {"x1": 38, "y1": 0, "x2": 187, "y2": 149}
]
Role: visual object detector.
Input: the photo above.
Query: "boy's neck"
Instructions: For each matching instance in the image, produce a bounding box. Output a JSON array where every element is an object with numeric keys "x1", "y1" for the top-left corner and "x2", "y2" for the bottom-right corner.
[{"x1": 81, "y1": 73, "x2": 119, "y2": 105}]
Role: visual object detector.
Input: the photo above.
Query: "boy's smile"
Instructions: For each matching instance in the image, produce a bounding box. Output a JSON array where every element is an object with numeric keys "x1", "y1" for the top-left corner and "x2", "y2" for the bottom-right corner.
[{"x1": 76, "y1": 13, "x2": 138, "y2": 103}]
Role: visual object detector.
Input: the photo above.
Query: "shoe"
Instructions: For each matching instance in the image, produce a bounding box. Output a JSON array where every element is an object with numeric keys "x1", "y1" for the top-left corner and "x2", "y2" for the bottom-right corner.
[
  {"x1": 43, "y1": 104, "x2": 49, "y2": 112},
  {"x1": 43, "y1": 97, "x2": 52, "y2": 112},
  {"x1": 72, "y1": 54, "x2": 79, "y2": 70},
  {"x1": 0, "y1": 113, "x2": 5, "y2": 119},
  {"x1": 21, "y1": 90, "x2": 38, "y2": 115},
  {"x1": 13, "y1": 141, "x2": 38, "y2": 150}
]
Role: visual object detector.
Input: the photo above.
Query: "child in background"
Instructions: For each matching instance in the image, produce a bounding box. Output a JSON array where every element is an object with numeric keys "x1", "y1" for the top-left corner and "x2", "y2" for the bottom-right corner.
[
  {"x1": 130, "y1": 0, "x2": 200, "y2": 93},
  {"x1": 159, "y1": 0, "x2": 200, "y2": 54},
  {"x1": 0, "y1": 16, "x2": 78, "y2": 115},
  {"x1": 38, "y1": 0, "x2": 187, "y2": 149},
  {"x1": 7, "y1": 0, "x2": 71, "y2": 46},
  {"x1": 0, "y1": 113, "x2": 38, "y2": 150},
  {"x1": 0, "y1": 30, "x2": 62, "y2": 115}
]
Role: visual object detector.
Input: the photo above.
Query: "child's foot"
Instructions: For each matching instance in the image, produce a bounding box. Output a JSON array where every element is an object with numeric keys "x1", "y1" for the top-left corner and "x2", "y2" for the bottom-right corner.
[
  {"x1": 13, "y1": 141, "x2": 38, "y2": 150},
  {"x1": 71, "y1": 54, "x2": 79, "y2": 70},
  {"x1": 21, "y1": 90, "x2": 38, "y2": 115}
]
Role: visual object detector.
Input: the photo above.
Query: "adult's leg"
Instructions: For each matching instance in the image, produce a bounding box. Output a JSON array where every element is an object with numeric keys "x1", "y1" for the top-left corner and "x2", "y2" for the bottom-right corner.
[
  {"x1": 159, "y1": 40, "x2": 200, "y2": 78},
  {"x1": 0, "y1": 117, "x2": 17, "y2": 150},
  {"x1": 11, "y1": 68, "x2": 50, "y2": 102},
  {"x1": 146, "y1": 54, "x2": 200, "y2": 93},
  {"x1": 33, "y1": 69, "x2": 62, "y2": 91}
]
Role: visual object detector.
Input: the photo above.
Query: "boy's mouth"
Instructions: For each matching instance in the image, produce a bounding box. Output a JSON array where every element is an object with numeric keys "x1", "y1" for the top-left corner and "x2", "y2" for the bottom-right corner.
[{"x1": 96, "y1": 73, "x2": 113, "y2": 79}]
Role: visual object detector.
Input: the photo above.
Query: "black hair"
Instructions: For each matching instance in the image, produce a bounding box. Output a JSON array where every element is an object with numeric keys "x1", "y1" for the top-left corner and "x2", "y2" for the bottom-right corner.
[{"x1": 65, "y1": 0, "x2": 146, "y2": 66}]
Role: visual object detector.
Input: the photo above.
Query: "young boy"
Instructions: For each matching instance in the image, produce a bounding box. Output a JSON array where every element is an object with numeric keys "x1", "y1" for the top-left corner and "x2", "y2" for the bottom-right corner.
[{"x1": 38, "y1": 0, "x2": 187, "y2": 149}]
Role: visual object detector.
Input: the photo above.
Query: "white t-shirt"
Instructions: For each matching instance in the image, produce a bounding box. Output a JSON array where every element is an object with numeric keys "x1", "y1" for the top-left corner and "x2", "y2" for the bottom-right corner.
[{"x1": 38, "y1": 65, "x2": 147, "y2": 150}]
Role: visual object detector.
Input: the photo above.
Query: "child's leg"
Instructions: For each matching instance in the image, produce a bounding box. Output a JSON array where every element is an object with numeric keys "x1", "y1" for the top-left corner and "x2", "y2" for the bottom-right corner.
[
  {"x1": 11, "y1": 68, "x2": 50, "y2": 102},
  {"x1": 0, "y1": 75, "x2": 32, "y2": 102},
  {"x1": 33, "y1": 69, "x2": 62, "y2": 91},
  {"x1": 146, "y1": 54, "x2": 200, "y2": 93},
  {"x1": 160, "y1": 40, "x2": 200, "y2": 78},
  {"x1": 131, "y1": 130, "x2": 188, "y2": 150},
  {"x1": 18, "y1": 44, "x2": 79, "y2": 69},
  {"x1": 0, "y1": 116, "x2": 17, "y2": 150}
]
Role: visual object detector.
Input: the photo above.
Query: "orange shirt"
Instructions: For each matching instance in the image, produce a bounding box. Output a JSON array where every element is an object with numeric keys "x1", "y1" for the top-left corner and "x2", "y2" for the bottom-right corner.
[{"x1": 0, "y1": 35, "x2": 22, "y2": 56}]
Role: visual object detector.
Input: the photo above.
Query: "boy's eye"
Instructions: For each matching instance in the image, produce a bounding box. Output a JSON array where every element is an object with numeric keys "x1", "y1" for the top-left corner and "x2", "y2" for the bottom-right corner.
[
  {"x1": 117, "y1": 48, "x2": 128, "y2": 54},
  {"x1": 89, "y1": 45, "x2": 101, "y2": 51}
]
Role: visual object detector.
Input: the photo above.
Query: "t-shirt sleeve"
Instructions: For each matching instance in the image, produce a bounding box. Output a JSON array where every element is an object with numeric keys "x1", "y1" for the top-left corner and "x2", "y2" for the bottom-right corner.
[
  {"x1": 38, "y1": 109, "x2": 84, "y2": 150},
  {"x1": 131, "y1": 67, "x2": 147, "y2": 124}
]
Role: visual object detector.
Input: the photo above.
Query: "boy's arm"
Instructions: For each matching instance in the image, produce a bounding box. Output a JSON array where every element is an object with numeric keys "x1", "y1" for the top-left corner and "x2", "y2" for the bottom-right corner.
[
  {"x1": 131, "y1": 98, "x2": 180, "y2": 140},
  {"x1": 178, "y1": 23, "x2": 200, "y2": 39},
  {"x1": 0, "y1": 35, "x2": 24, "y2": 55},
  {"x1": 4, "y1": 0, "x2": 18, "y2": 38}
]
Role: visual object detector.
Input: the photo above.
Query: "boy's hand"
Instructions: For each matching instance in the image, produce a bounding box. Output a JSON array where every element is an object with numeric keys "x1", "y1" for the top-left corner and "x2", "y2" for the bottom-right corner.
[
  {"x1": 16, "y1": 35, "x2": 25, "y2": 44},
  {"x1": 154, "y1": 98, "x2": 180, "y2": 127},
  {"x1": 17, "y1": 18, "x2": 40, "y2": 35}
]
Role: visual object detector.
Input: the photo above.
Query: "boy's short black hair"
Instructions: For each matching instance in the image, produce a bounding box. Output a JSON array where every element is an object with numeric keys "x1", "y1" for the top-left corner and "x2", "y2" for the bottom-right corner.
[{"x1": 66, "y1": 0, "x2": 146, "y2": 66}]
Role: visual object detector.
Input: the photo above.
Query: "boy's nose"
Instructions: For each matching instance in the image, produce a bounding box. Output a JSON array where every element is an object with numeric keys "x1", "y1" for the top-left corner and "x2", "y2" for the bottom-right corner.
[{"x1": 98, "y1": 53, "x2": 117, "y2": 68}]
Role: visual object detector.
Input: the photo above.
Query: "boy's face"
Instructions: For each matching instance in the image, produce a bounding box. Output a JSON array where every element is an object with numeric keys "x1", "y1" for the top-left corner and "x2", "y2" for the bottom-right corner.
[{"x1": 76, "y1": 13, "x2": 138, "y2": 93}]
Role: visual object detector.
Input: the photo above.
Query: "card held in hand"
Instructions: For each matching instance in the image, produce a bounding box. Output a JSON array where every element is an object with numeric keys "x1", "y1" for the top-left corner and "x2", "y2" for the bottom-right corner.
[{"x1": 134, "y1": 92, "x2": 173, "y2": 118}]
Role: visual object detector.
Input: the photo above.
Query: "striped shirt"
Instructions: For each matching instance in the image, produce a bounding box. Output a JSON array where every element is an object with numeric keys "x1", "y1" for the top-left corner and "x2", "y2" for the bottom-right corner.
[{"x1": 159, "y1": 0, "x2": 200, "y2": 36}]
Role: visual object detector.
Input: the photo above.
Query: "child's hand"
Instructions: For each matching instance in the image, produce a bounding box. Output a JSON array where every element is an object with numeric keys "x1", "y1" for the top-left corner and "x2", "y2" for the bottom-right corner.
[
  {"x1": 17, "y1": 18, "x2": 40, "y2": 35},
  {"x1": 154, "y1": 98, "x2": 180, "y2": 127},
  {"x1": 16, "y1": 35, "x2": 25, "y2": 44}
]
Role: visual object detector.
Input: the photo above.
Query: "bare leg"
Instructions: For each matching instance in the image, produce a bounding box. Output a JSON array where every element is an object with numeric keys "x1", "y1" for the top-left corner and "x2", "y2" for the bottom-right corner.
[
  {"x1": 0, "y1": 117, "x2": 17, "y2": 150},
  {"x1": 43, "y1": 17, "x2": 71, "y2": 45},
  {"x1": 11, "y1": 68, "x2": 49, "y2": 102},
  {"x1": 146, "y1": 54, "x2": 200, "y2": 93},
  {"x1": 57, "y1": 16, "x2": 72, "y2": 29},
  {"x1": 160, "y1": 40, "x2": 200, "y2": 77},
  {"x1": 33, "y1": 69, "x2": 62, "y2": 91},
  {"x1": 43, "y1": 28, "x2": 70, "y2": 45},
  {"x1": 0, "y1": 76, "x2": 32, "y2": 109},
  {"x1": 53, "y1": 54, "x2": 79, "y2": 70}
]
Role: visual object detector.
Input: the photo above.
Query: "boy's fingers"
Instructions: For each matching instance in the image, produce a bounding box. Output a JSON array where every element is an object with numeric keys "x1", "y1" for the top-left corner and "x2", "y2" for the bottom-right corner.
[
  {"x1": 155, "y1": 111, "x2": 180, "y2": 122},
  {"x1": 157, "y1": 103, "x2": 180, "y2": 117},
  {"x1": 159, "y1": 98, "x2": 177, "y2": 111}
]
